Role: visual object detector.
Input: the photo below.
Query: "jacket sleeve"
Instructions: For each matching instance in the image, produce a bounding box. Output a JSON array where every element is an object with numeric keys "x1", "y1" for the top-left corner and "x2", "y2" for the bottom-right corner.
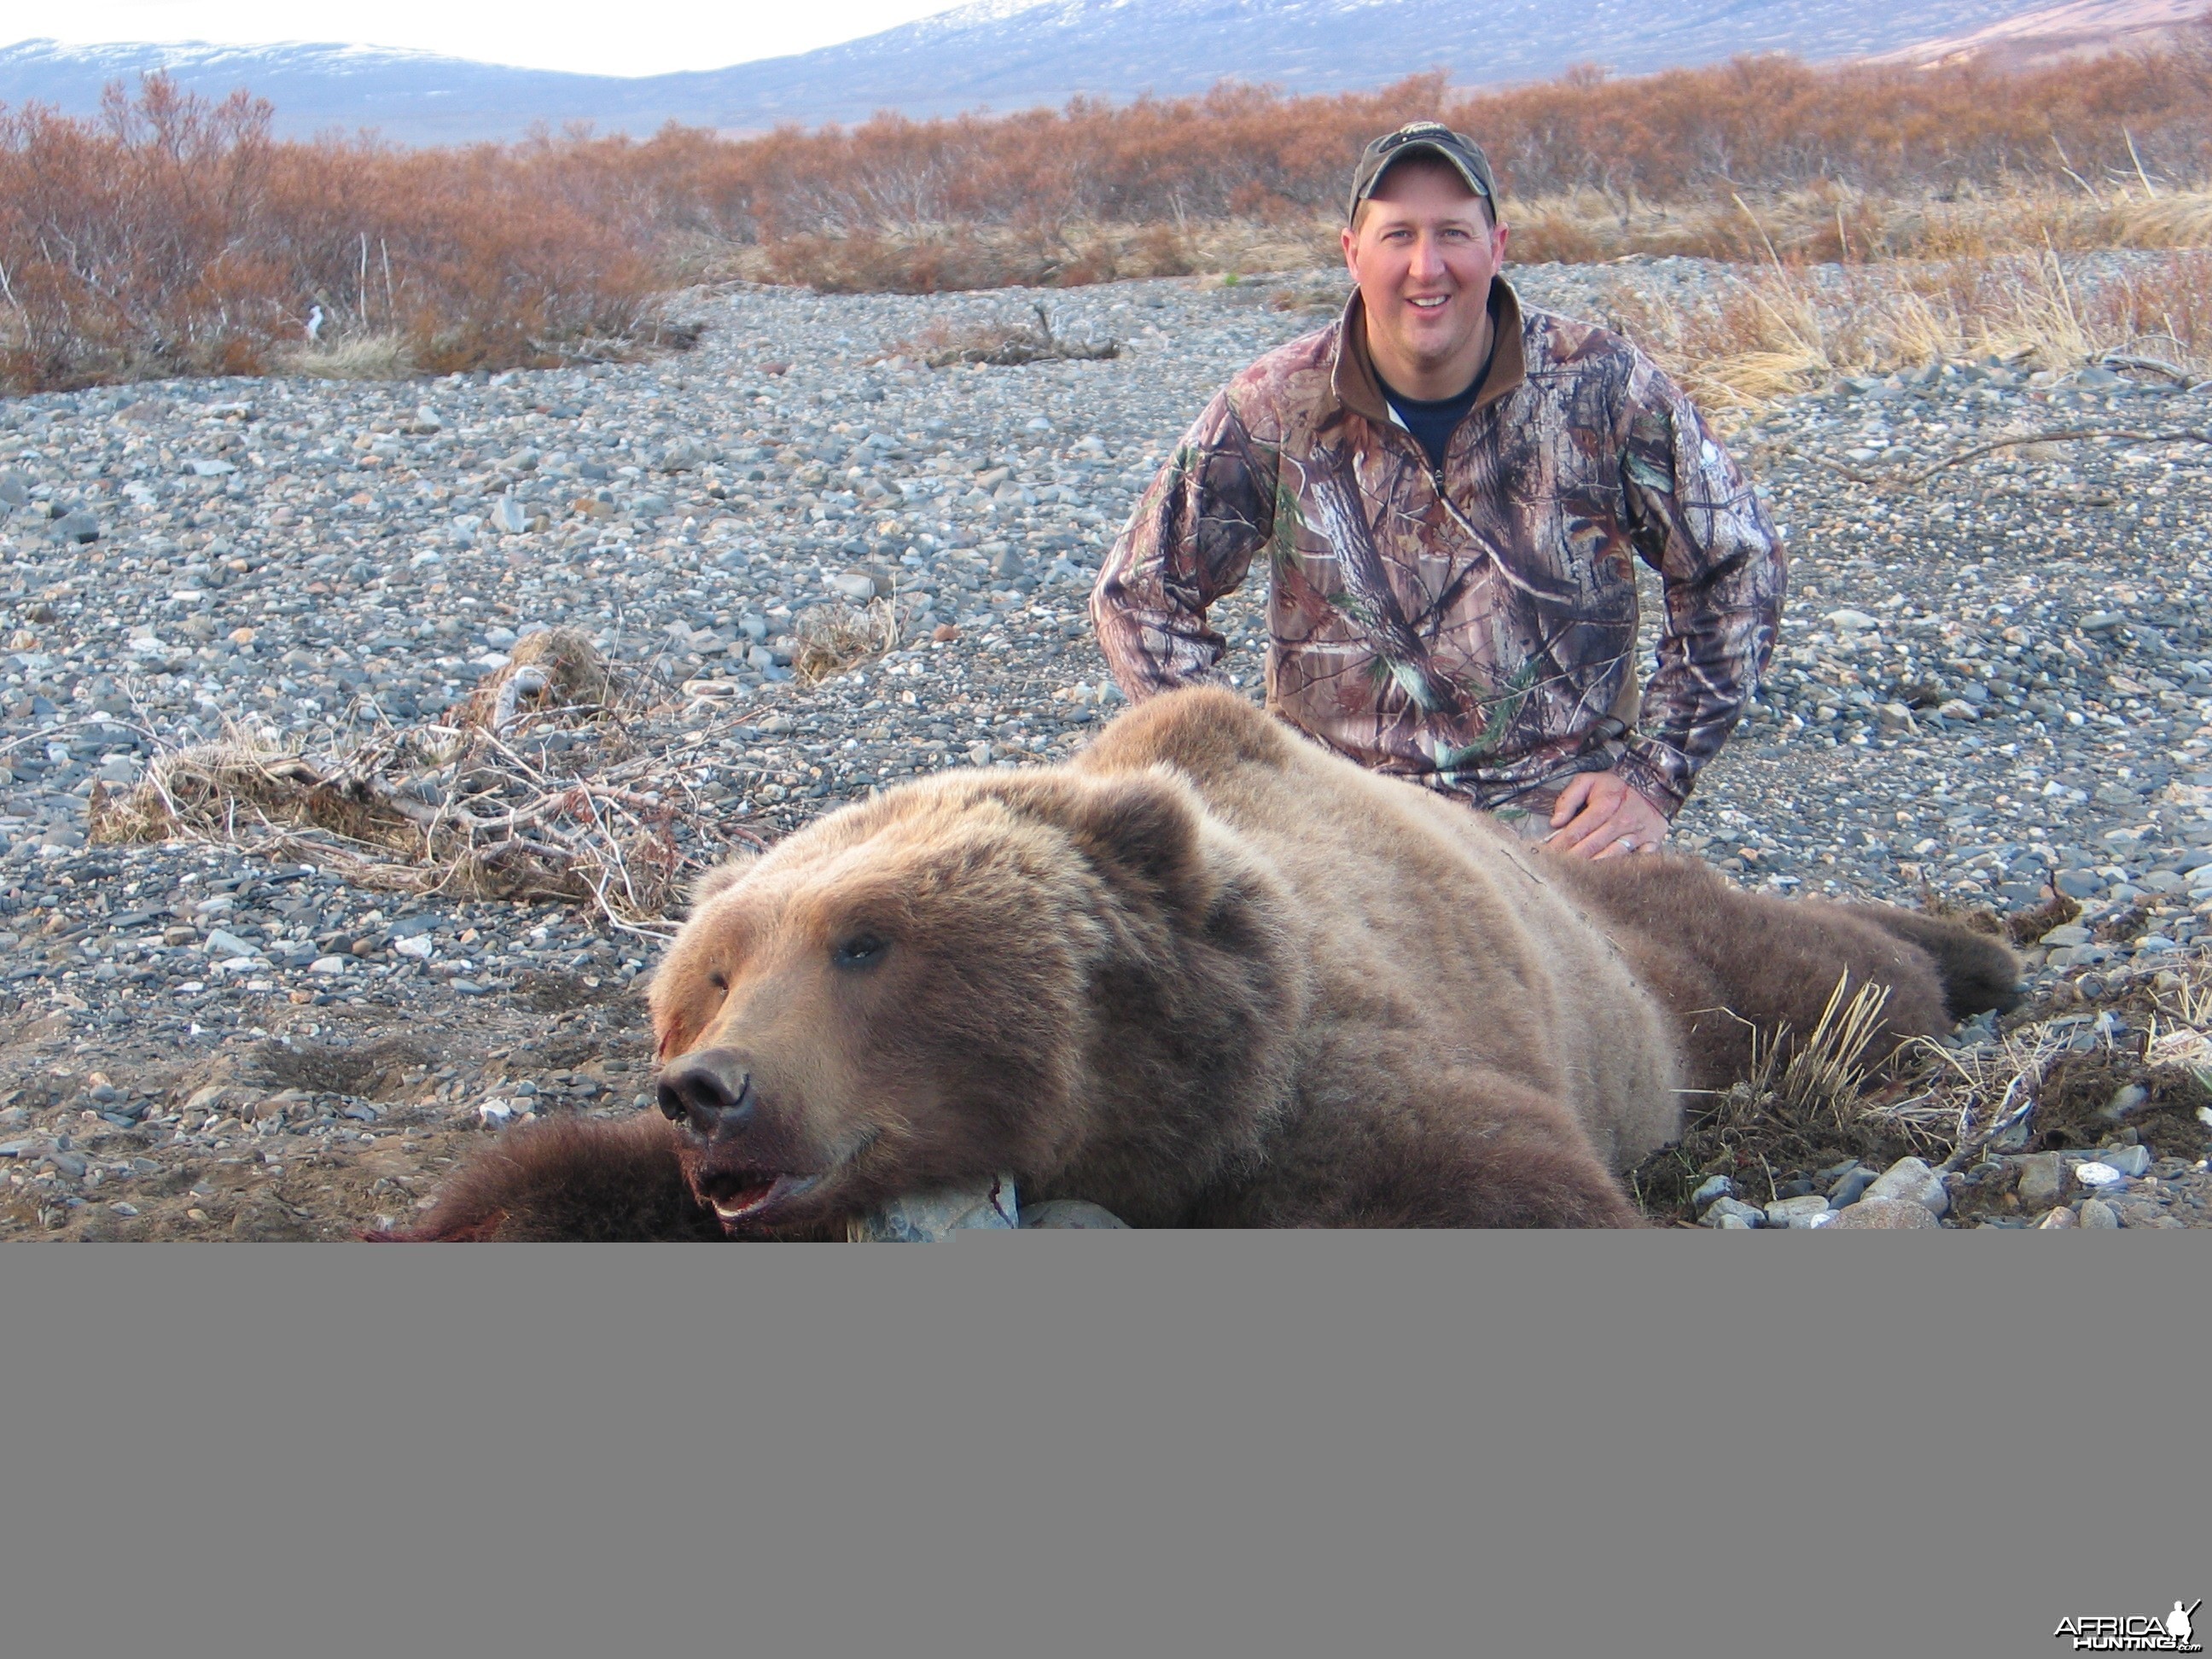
[
  {"x1": 1091, "y1": 387, "x2": 1278, "y2": 701},
  {"x1": 1614, "y1": 358, "x2": 1786, "y2": 817}
]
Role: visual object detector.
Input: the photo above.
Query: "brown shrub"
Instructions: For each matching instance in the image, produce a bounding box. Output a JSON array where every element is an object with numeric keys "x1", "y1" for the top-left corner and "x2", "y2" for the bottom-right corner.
[{"x1": 11, "y1": 34, "x2": 2212, "y2": 388}]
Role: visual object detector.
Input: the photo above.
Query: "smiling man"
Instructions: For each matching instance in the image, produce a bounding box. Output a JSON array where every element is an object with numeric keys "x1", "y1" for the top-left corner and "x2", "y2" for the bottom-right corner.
[{"x1": 1091, "y1": 121, "x2": 1786, "y2": 857}]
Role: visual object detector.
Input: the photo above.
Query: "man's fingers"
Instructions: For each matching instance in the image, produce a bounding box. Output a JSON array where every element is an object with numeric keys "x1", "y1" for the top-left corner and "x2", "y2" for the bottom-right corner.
[
  {"x1": 1548, "y1": 772, "x2": 1597, "y2": 826},
  {"x1": 1549, "y1": 800, "x2": 1627, "y2": 857}
]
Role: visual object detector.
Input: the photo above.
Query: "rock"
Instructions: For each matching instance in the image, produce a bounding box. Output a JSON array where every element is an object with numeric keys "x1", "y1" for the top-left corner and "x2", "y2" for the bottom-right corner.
[
  {"x1": 1825, "y1": 608, "x2": 1880, "y2": 631},
  {"x1": 2078, "y1": 1196, "x2": 2122, "y2": 1229},
  {"x1": 1765, "y1": 1193, "x2": 1834, "y2": 1228},
  {"x1": 1825, "y1": 1162, "x2": 1878, "y2": 1208},
  {"x1": 492, "y1": 497, "x2": 528, "y2": 535},
  {"x1": 2016, "y1": 1152, "x2": 2066, "y2": 1210},
  {"x1": 1689, "y1": 1173, "x2": 1737, "y2": 1211},
  {"x1": 828, "y1": 572, "x2": 876, "y2": 603},
  {"x1": 1019, "y1": 1199, "x2": 1130, "y2": 1229},
  {"x1": 2096, "y1": 1144, "x2": 2151, "y2": 1179},
  {"x1": 847, "y1": 1173, "x2": 1019, "y2": 1240},
  {"x1": 49, "y1": 509, "x2": 99, "y2": 544},
  {"x1": 1862, "y1": 1156, "x2": 1948, "y2": 1217},
  {"x1": 309, "y1": 955, "x2": 349, "y2": 975},
  {"x1": 2036, "y1": 1206, "x2": 2077, "y2": 1229},
  {"x1": 393, "y1": 934, "x2": 434, "y2": 959},
  {"x1": 2075, "y1": 1161, "x2": 2125, "y2": 1189},
  {"x1": 1702, "y1": 1196, "x2": 1766, "y2": 1227},
  {"x1": 1831, "y1": 1197, "x2": 1940, "y2": 1229},
  {"x1": 201, "y1": 928, "x2": 260, "y2": 960}
]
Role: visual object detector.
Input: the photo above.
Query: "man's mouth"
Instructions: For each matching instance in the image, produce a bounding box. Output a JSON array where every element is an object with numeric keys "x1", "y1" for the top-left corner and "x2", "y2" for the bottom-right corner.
[{"x1": 1407, "y1": 294, "x2": 1452, "y2": 311}]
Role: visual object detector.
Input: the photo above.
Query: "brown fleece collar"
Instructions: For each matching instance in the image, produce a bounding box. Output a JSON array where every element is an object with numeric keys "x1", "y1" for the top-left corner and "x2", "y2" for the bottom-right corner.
[{"x1": 1330, "y1": 278, "x2": 1527, "y2": 424}]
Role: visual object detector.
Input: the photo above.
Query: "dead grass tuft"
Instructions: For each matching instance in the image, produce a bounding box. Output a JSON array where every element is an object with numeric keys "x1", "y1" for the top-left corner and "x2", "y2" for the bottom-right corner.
[
  {"x1": 891, "y1": 300, "x2": 1120, "y2": 367},
  {"x1": 86, "y1": 644, "x2": 743, "y2": 934},
  {"x1": 790, "y1": 600, "x2": 900, "y2": 685}
]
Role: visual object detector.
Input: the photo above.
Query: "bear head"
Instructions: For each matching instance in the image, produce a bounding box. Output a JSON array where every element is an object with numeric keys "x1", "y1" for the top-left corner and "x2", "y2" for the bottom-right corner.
[{"x1": 649, "y1": 763, "x2": 1296, "y2": 1236}]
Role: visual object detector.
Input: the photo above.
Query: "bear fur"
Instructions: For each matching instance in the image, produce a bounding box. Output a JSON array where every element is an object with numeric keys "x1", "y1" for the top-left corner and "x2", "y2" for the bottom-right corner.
[{"x1": 385, "y1": 687, "x2": 2017, "y2": 1237}]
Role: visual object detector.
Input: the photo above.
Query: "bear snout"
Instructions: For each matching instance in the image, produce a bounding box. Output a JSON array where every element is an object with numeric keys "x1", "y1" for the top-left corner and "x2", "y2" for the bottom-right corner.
[{"x1": 656, "y1": 1048, "x2": 758, "y2": 1140}]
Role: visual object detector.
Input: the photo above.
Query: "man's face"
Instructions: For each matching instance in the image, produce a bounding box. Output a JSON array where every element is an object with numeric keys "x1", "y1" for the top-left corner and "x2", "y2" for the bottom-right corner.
[{"x1": 1341, "y1": 160, "x2": 1509, "y2": 395}]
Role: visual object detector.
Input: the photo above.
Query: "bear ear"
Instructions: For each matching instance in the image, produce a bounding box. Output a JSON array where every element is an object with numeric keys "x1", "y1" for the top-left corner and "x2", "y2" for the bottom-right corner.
[
  {"x1": 690, "y1": 849, "x2": 760, "y2": 910},
  {"x1": 1057, "y1": 769, "x2": 1214, "y2": 917}
]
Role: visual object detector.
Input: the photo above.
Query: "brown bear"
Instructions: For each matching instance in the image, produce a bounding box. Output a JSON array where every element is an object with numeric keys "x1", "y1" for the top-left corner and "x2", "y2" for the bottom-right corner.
[{"x1": 385, "y1": 687, "x2": 2017, "y2": 1237}]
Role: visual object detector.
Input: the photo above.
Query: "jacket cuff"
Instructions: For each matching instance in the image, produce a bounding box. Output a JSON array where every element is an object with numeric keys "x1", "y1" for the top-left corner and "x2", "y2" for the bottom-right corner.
[{"x1": 1614, "y1": 743, "x2": 1690, "y2": 820}]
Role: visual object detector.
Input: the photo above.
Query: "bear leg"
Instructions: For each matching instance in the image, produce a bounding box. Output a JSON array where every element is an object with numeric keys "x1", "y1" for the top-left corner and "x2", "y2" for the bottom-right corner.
[
  {"x1": 1837, "y1": 904, "x2": 2023, "y2": 1020},
  {"x1": 367, "y1": 1114, "x2": 728, "y2": 1241},
  {"x1": 1240, "y1": 1072, "x2": 1646, "y2": 1228},
  {"x1": 1552, "y1": 853, "x2": 1984, "y2": 1091}
]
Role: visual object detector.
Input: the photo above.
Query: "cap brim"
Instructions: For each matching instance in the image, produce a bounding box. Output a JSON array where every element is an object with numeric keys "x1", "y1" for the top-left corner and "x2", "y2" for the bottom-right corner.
[{"x1": 1350, "y1": 142, "x2": 1492, "y2": 220}]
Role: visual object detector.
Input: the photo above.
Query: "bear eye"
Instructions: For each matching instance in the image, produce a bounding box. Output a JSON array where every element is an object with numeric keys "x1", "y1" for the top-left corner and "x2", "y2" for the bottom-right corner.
[
  {"x1": 832, "y1": 933, "x2": 888, "y2": 969},
  {"x1": 707, "y1": 971, "x2": 728, "y2": 994}
]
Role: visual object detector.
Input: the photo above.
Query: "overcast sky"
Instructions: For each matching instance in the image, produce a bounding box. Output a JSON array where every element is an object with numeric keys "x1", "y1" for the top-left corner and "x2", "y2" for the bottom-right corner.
[{"x1": 9, "y1": 2, "x2": 975, "y2": 78}]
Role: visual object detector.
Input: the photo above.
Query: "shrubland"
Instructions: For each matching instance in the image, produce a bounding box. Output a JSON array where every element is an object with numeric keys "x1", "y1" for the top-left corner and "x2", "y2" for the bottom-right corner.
[{"x1": 5, "y1": 31, "x2": 2212, "y2": 393}]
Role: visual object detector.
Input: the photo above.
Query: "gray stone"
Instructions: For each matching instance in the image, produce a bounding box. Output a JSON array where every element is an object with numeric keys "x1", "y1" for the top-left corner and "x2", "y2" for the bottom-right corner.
[
  {"x1": 2055, "y1": 870, "x2": 2104, "y2": 899},
  {"x1": 201, "y1": 928, "x2": 260, "y2": 960},
  {"x1": 2078, "y1": 1196, "x2": 2122, "y2": 1229},
  {"x1": 2096, "y1": 1144, "x2": 2151, "y2": 1179},
  {"x1": 1019, "y1": 1199, "x2": 1130, "y2": 1230},
  {"x1": 1825, "y1": 1162, "x2": 1878, "y2": 1208},
  {"x1": 1765, "y1": 1193, "x2": 1834, "y2": 1228},
  {"x1": 49, "y1": 509, "x2": 99, "y2": 544},
  {"x1": 2101, "y1": 1084, "x2": 2150, "y2": 1119},
  {"x1": 2016, "y1": 1152, "x2": 2066, "y2": 1210},
  {"x1": 492, "y1": 496, "x2": 528, "y2": 535},
  {"x1": 1689, "y1": 1173, "x2": 1737, "y2": 1211},
  {"x1": 2037, "y1": 1207, "x2": 2078, "y2": 1229},
  {"x1": 847, "y1": 1173, "x2": 1019, "y2": 1240},
  {"x1": 1831, "y1": 1197, "x2": 1940, "y2": 1229},
  {"x1": 1862, "y1": 1156, "x2": 1949, "y2": 1217},
  {"x1": 1702, "y1": 1196, "x2": 1766, "y2": 1228}
]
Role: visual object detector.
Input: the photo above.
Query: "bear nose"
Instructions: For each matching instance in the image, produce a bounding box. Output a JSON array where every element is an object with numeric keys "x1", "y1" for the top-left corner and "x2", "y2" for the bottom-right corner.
[{"x1": 656, "y1": 1049, "x2": 755, "y2": 1138}]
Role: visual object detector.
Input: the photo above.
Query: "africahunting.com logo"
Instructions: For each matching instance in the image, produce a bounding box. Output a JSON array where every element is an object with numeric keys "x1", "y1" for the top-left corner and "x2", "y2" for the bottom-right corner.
[{"x1": 2054, "y1": 1602, "x2": 2202, "y2": 1652}]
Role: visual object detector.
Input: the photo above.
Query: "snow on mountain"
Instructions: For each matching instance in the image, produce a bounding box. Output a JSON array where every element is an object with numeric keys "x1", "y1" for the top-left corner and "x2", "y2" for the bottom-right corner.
[{"x1": 2, "y1": 1, "x2": 2064, "y2": 146}]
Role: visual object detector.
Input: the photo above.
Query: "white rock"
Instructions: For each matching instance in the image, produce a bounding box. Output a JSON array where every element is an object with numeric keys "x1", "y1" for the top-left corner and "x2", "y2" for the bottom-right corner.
[
  {"x1": 1862, "y1": 1156, "x2": 1949, "y2": 1217},
  {"x1": 393, "y1": 934, "x2": 434, "y2": 960},
  {"x1": 309, "y1": 955, "x2": 349, "y2": 975},
  {"x1": 1825, "y1": 608, "x2": 1880, "y2": 631},
  {"x1": 2075, "y1": 1161, "x2": 2124, "y2": 1188}
]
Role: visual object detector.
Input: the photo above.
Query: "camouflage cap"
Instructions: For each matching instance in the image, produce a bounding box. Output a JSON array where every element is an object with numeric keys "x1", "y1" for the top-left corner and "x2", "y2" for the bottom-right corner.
[{"x1": 1347, "y1": 121, "x2": 1498, "y2": 222}]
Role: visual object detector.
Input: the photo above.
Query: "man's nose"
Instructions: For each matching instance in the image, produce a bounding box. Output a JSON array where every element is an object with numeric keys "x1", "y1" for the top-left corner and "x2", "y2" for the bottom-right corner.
[
  {"x1": 656, "y1": 1048, "x2": 756, "y2": 1138},
  {"x1": 1406, "y1": 233, "x2": 1447, "y2": 283}
]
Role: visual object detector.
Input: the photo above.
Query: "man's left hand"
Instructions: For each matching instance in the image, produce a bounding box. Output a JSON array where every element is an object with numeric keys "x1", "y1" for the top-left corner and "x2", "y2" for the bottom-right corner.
[{"x1": 1543, "y1": 771, "x2": 1670, "y2": 860}]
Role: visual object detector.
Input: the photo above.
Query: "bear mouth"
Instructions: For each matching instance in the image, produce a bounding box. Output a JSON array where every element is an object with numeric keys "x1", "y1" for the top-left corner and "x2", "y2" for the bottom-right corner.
[{"x1": 701, "y1": 1169, "x2": 823, "y2": 1223}]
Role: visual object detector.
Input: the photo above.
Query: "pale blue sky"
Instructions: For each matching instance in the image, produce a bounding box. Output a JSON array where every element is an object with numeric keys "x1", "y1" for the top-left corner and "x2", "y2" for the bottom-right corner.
[{"x1": 9, "y1": 2, "x2": 971, "y2": 78}]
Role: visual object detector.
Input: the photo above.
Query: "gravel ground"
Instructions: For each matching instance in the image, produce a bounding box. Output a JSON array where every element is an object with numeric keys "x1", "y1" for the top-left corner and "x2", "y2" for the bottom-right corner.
[{"x1": 3, "y1": 259, "x2": 2209, "y2": 1238}]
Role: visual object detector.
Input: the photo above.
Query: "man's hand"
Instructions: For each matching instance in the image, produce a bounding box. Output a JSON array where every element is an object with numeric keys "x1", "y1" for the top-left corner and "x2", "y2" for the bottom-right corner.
[{"x1": 1543, "y1": 771, "x2": 1670, "y2": 860}]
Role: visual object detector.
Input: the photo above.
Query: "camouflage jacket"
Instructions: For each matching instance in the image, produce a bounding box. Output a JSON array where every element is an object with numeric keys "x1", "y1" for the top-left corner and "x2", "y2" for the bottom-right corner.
[{"x1": 1089, "y1": 280, "x2": 1786, "y2": 819}]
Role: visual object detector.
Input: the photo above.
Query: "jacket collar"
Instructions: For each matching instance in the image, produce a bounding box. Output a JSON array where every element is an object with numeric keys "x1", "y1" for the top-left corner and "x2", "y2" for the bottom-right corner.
[{"x1": 1330, "y1": 276, "x2": 1527, "y2": 424}]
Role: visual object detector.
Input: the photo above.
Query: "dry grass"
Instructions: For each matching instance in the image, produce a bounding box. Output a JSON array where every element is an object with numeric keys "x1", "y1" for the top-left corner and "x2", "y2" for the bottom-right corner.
[
  {"x1": 274, "y1": 332, "x2": 417, "y2": 381},
  {"x1": 87, "y1": 636, "x2": 737, "y2": 934},
  {"x1": 1599, "y1": 247, "x2": 2212, "y2": 409},
  {"x1": 790, "y1": 600, "x2": 901, "y2": 685},
  {"x1": 888, "y1": 300, "x2": 1121, "y2": 368}
]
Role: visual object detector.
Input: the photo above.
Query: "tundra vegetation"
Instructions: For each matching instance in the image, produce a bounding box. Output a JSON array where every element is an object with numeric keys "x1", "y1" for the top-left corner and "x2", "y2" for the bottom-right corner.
[{"x1": 3, "y1": 35, "x2": 2212, "y2": 394}]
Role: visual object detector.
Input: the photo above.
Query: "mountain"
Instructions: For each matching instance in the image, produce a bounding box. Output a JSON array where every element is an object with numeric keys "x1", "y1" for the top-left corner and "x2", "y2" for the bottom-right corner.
[
  {"x1": 2, "y1": 2, "x2": 2068, "y2": 146},
  {"x1": 1866, "y1": 0, "x2": 2209, "y2": 69}
]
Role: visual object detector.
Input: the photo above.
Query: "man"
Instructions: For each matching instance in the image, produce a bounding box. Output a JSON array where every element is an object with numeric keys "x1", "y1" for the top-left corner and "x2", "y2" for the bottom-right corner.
[{"x1": 1090, "y1": 121, "x2": 1785, "y2": 858}]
